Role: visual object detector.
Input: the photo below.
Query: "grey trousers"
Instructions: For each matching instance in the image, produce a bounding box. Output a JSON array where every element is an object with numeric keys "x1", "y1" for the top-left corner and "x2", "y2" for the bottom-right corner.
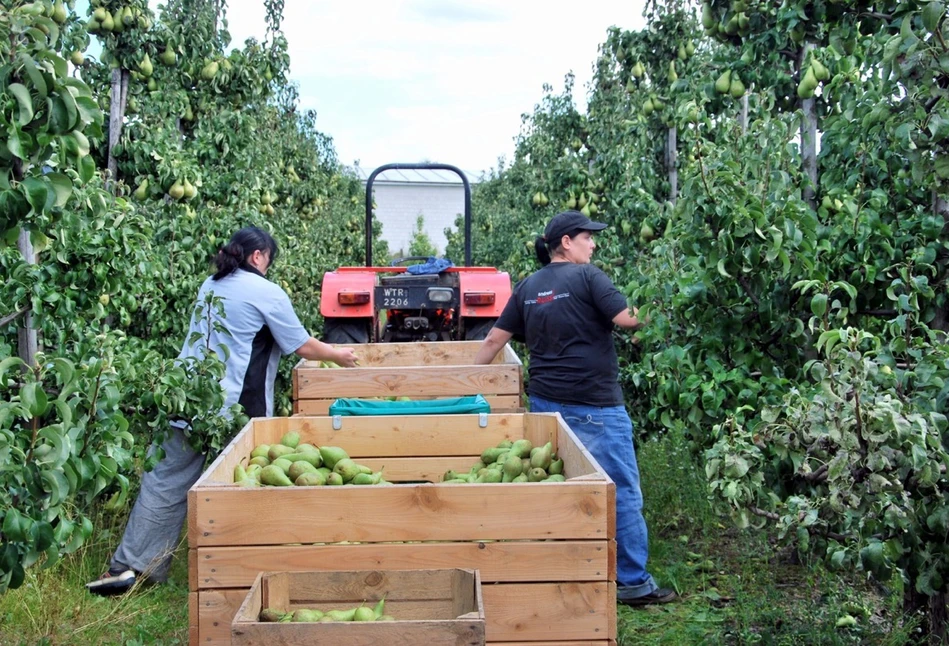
[{"x1": 111, "y1": 425, "x2": 205, "y2": 582}]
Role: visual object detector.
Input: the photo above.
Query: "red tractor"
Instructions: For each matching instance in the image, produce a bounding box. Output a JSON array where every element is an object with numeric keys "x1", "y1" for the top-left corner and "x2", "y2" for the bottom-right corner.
[{"x1": 320, "y1": 163, "x2": 512, "y2": 344}]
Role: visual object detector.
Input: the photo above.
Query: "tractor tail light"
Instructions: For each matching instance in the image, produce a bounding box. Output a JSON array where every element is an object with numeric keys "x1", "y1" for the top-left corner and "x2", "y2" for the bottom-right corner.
[
  {"x1": 338, "y1": 291, "x2": 370, "y2": 305},
  {"x1": 463, "y1": 292, "x2": 495, "y2": 306}
]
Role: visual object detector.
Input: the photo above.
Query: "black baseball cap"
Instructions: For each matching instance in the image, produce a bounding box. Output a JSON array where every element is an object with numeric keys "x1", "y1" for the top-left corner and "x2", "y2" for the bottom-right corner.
[{"x1": 544, "y1": 210, "x2": 608, "y2": 242}]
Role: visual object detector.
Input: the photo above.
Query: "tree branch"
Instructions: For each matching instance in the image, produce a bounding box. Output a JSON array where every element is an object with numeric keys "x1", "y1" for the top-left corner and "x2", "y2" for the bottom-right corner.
[
  {"x1": 737, "y1": 275, "x2": 760, "y2": 306},
  {"x1": 0, "y1": 306, "x2": 29, "y2": 327}
]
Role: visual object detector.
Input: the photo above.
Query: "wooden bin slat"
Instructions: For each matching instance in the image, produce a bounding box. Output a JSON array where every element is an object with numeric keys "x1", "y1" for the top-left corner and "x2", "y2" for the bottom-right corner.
[
  {"x1": 299, "y1": 341, "x2": 516, "y2": 368},
  {"x1": 198, "y1": 582, "x2": 614, "y2": 645},
  {"x1": 291, "y1": 341, "x2": 523, "y2": 411},
  {"x1": 294, "y1": 394, "x2": 522, "y2": 415},
  {"x1": 295, "y1": 364, "x2": 522, "y2": 399},
  {"x1": 189, "y1": 482, "x2": 610, "y2": 546},
  {"x1": 193, "y1": 540, "x2": 615, "y2": 588}
]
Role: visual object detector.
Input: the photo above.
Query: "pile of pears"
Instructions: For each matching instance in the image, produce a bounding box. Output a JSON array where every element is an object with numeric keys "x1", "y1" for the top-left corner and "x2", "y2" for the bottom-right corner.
[
  {"x1": 259, "y1": 596, "x2": 393, "y2": 623},
  {"x1": 234, "y1": 432, "x2": 389, "y2": 487},
  {"x1": 442, "y1": 438, "x2": 565, "y2": 484}
]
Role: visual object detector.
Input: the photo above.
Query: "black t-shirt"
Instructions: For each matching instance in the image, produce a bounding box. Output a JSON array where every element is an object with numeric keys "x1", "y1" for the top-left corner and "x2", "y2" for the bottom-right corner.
[{"x1": 495, "y1": 262, "x2": 629, "y2": 406}]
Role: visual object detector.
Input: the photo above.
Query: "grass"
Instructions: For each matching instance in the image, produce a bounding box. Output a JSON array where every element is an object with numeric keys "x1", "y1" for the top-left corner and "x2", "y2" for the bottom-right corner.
[
  {"x1": 0, "y1": 507, "x2": 190, "y2": 646},
  {"x1": 0, "y1": 429, "x2": 920, "y2": 645}
]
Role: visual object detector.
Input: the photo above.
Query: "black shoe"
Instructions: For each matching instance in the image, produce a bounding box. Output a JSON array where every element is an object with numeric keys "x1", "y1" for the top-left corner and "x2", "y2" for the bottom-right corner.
[
  {"x1": 85, "y1": 567, "x2": 137, "y2": 596},
  {"x1": 618, "y1": 587, "x2": 677, "y2": 606}
]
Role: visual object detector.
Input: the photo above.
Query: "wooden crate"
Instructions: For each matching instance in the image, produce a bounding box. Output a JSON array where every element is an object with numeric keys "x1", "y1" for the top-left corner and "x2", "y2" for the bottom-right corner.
[
  {"x1": 291, "y1": 341, "x2": 524, "y2": 414},
  {"x1": 231, "y1": 568, "x2": 485, "y2": 646},
  {"x1": 189, "y1": 413, "x2": 617, "y2": 646}
]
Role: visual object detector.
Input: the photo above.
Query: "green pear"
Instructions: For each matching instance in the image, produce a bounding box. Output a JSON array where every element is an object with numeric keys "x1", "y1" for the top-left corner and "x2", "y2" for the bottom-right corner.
[
  {"x1": 139, "y1": 54, "x2": 153, "y2": 78},
  {"x1": 159, "y1": 43, "x2": 177, "y2": 66},
  {"x1": 353, "y1": 606, "x2": 375, "y2": 622},
  {"x1": 260, "y1": 465, "x2": 293, "y2": 486},
  {"x1": 325, "y1": 608, "x2": 355, "y2": 622},
  {"x1": 259, "y1": 608, "x2": 284, "y2": 622},
  {"x1": 295, "y1": 471, "x2": 327, "y2": 486},
  {"x1": 272, "y1": 458, "x2": 293, "y2": 476},
  {"x1": 288, "y1": 460, "x2": 318, "y2": 482},
  {"x1": 249, "y1": 456, "x2": 270, "y2": 468},
  {"x1": 501, "y1": 455, "x2": 523, "y2": 483},
  {"x1": 530, "y1": 442, "x2": 553, "y2": 470},
  {"x1": 545, "y1": 474, "x2": 566, "y2": 482},
  {"x1": 291, "y1": 608, "x2": 324, "y2": 622},
  {"x1": 280, "y1": 431, "x2": 300, "y2": 449},
  {"x1": 233, "y1": 464, "x2": 247, "y2": 482},
  {"x1": 268, "y1": 444, "x2": 294, "y2": 461},
  {"x1": 296, "y1": 443, "x2": 319, "y2": 453},
  {"x1": 351, "y1": 473, "x2": 374, "y2": 485},
  {"x1": 548, "y1": 458, "x2": 564, "y2": 476},
  {"x1": 325, "y1": 472, "x2": 344, "y2": 486},
  {"x1": 284, "y1": 451, "x2": 322, "y2": 468},
  {"x1": 373, "y1": 595, "x2": 387, "y2": 619},
  {"x1": 509, "y1": 439, "x2": 533, "y2": 458},
  {"x1": 334, "y1": 458, "x2": 361, "y2": 483},
  {"x1": 168, "y1": 180, "x2": 185, "y2": 200},
  {"x1": 251, "y1": 444, "x2": 271, "y2": 460},
  {"x1": 528, "y1": 467, "x2": 548, "y2": 482},
  {"x1": 133, "y1": 178, "x2": 148, "y2": 200},
  {"x1": 319, "y1": 446, "x2": 349, "y2": 470}
]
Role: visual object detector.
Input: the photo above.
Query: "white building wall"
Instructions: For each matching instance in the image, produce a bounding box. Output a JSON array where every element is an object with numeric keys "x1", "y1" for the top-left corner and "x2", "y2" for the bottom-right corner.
[{"x1": 372, "y1": 182, "x2": 463, "y2": 258}]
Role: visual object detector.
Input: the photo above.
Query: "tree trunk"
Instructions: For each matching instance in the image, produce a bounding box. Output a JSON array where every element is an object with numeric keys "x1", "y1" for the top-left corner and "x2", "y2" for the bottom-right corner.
[
  {"x1": 17, "y1": 228, "x2": 37, "y2": 369},
  {"x1": 905, "y1": 585, "x2": 948, "y2": 644},
  {"x1": 799, "y1": 44, "x2": 818, "y2": 211},
  {"x1": 666, "y1": 126, "x2": 677, "y2": 204},
  {"x1": 106, "y1": 68, "x2": 129, "y2": 184},
  {"x1": 740, "y1": 84, "x2": 751, "y2": 135},
  {"x1": 933, "y1": 193, "x2": 949, "y2": 333}
]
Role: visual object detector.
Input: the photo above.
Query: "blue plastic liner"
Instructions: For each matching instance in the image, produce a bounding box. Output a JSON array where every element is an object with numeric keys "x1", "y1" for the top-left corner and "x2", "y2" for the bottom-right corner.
[{"x1": 328, "y1": 395, "x2": 490, "y2": 416}]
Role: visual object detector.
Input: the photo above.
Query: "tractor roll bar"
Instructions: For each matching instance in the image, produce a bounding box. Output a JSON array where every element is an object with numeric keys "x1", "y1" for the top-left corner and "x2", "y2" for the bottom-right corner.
[{"x1": 365, "y1": 163, "x2": 472, "y2": 267}]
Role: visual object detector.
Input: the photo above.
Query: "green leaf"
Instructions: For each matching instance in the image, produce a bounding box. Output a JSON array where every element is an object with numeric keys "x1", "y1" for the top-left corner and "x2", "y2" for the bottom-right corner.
[
  {"x1": 7, "y1": 129, "x2": 24, "y2": 160},
  {"x1": 21, "y1": 177, "x2": 52, "y2": 214},
  {"x1": 40, "y1": 469, "x2": 70, "y2": 507},
  {"x1": 78, "y1": 154, "x2": 95, "y2": 183},
  {"x1": 717, "y1": 258, "x2": 732, "y2": 278},
  {"x1": 2, "y1": 508, "x2": 27, "y2": 542},
  {"x1": 18, "y1": 54, "x2": 49, "y2": 98},
  {"x1": 57, "y1": 89, "x2": 80, "y2": 132},
  {"x1": 74, "y1": 96, "x2": 101, "y2": 126},
  {"x1": 46, "y1": 95, "x2": 70, "y2": 134},
  {"x1": 31, "y1": 521, "x2": 55, "y2": 553},
  {"x1": 810, "y1": 293, "x2": 828, "y2": 318},
  {"x1": 8, "y1": 84, "x2": 34, "y2": 127},
  {"x1": 21, "y1": 381, "x2": 49, "y2": 418},
  {"x1": 44, "y1": 172, "x2": 72, "y2": 207},
  {"x1": 29, "y1": 229, "x2": 49, "y2": 253},
  {"x1": 0, "y1": 357, "x2": 26, "y2": 383}
]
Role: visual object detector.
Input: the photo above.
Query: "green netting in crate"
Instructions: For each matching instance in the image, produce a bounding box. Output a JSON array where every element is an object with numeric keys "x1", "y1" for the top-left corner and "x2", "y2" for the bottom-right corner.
[{"x1": 328, "y1": 395, "x2": 490, "y2": 416}]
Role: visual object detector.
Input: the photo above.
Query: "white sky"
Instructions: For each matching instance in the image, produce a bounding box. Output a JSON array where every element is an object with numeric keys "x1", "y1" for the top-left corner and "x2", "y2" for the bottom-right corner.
[{"x1": 221, "y1": 1, "x2": 647, "y2": 174}]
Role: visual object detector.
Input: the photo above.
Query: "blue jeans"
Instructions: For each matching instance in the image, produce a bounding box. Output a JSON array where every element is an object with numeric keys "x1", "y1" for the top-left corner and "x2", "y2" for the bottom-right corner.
[{"x1": 529, "y1": 396, "x2": 658, "y2": 598}]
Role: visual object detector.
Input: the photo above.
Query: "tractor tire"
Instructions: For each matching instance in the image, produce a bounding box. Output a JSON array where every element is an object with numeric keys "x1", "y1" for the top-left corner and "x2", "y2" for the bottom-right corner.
[
  {"x1": 322, "y1": 318, "x2": 370, "y2": 344},
  {"x1": 464, "y1": 318, "x2": 496, "y2": 341}
]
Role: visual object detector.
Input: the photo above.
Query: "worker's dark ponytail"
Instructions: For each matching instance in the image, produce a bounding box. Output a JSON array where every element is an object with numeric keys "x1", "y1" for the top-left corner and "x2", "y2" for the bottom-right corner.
[
  {"x1": 212, "y1": 226, "x2": 279, "y2": 280},
  {"x1": 535, "y1": 236, "x2": 551, "y2": 266}
]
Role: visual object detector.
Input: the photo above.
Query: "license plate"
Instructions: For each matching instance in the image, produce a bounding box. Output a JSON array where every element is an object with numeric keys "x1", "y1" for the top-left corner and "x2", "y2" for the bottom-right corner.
[{"x1": 380, "y1": 287, "x2": 409, "y2": 308}]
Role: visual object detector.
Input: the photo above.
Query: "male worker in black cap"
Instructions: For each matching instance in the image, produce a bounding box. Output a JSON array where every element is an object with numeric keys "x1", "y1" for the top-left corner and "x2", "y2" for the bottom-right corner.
[{"x1": 474, "y1": 210, "x2": 676, "y2": 606}]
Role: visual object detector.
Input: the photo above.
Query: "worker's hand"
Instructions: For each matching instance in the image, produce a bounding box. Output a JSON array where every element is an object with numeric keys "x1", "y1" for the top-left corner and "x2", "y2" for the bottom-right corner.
[{"x1": 334, "y1": 347, "x2": 359, "y2": 368}]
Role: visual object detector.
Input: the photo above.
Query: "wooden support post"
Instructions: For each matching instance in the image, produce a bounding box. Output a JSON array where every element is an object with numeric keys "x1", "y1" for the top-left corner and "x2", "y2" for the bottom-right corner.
[
  {"x1": 17, "y1": 228, "x2": 37, "y2": 368},
  {"x1": 666, "y1": 126, "x2": 677, "y2": 204}
]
